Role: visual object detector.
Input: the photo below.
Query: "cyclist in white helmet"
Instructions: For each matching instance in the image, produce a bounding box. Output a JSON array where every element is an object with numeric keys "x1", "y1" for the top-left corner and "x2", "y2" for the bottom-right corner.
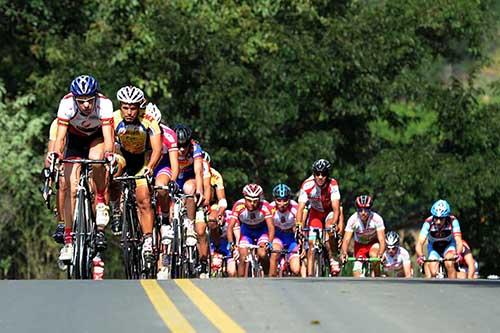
[{"x1": 381, "y1": 231, "x2": 412, "y2": 278}]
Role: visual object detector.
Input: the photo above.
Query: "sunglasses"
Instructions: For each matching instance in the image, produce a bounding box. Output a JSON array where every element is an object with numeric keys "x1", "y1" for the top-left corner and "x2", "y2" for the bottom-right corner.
[
  {"x1": 387, "y1": 246, "x2": 397, "y2": 251},
  {"x1": 244, "y1": 197, "x2": 260, "y2": 203},
  {"x1": 75, "y1": 96, "x2": 96, "y2": 104},
  {"x1": 313, "y1": 171, "x2": 329, "y2": 177},
  {"x1": 357, "y1": 208, "x2": 371, "y2": 214}
]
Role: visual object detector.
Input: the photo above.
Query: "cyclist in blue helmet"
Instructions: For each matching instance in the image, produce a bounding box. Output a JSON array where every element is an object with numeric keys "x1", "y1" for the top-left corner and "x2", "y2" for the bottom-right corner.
[
  {"x1": 269, "y1": 183, "x2": 301, "y2": 276},
  {"x1": 49, "y1": 75, "x2": 115, "y2": 276},
  {"x1": 415, "y1": 199, "x2": 464, "y2": 279}
]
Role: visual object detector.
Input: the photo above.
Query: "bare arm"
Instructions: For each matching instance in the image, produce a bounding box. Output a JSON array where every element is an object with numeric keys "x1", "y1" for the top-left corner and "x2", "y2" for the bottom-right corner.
[
  {"x1": 147, "y1": 134, "x2": 162, "y2": 170},
  {"x1": 377, "y1": 229, "x2": 386, "y2": 257},
  {"x1": 53, "y1": 124, "x2": 68, "y2": 156},
  {"x1": 403, "y1": 261, "x2": 412, "y2": 278},
  {"x1": 168, "y1": 150, "x2": 179, "y2": 181},
  {"x1": 102, "y1": 122, "x2": 115, "y2": 154},
  {"x1": 454, "y1": 233, "x2": 463, "y2": 257},
  {"x1": 330, "y1": 199, "x2": 340, "y2": 227},
  {"x1": 296, "y1": 201, "x2": 306, "y2": 228},
  {"x1": 415, "y1": 234, "x2": 426, "y2": 258},
  {"x1": 227, "y1": 218, "x2": 236, "y2": 244},
  {"x1": 266, "y1": 216, "x2": 275, "y2": 242},
  {"x1": 341, "y1": 231, "x2": 353, "y2": 256},
  {"x1": 193, "y1": 158, "x2": 204, "y2": 195}
]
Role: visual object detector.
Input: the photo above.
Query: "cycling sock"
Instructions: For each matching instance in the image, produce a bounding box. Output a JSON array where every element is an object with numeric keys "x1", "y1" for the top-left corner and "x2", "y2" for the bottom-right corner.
[
  {"x1": 64, "y1": 227, "x2": 72, "y2": 244},
  {"x1": 96, "y1": 192, "x2": 105, "y2": 204}
]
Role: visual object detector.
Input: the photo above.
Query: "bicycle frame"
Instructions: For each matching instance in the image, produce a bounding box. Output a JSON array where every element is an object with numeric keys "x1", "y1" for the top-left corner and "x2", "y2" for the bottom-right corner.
[
  {"x1": 423, "y1": 258, "x2": 457, "y2": 279},
  {"x1": 239, "y1": 243, "x2": 265, "y2": 278},
  {"x1": 346, "y1": 257, "x2": 381, "y2": 277}
]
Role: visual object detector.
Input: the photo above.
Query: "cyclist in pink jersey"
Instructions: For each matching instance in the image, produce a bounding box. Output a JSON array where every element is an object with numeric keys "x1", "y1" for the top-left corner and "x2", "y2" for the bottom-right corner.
[
  {"x1": 227, "y1": 184, "x2": 275, "y2": 277},
  {"x1": 340, "y1": 195, "x2": 386, "y2": 277},
  {"x1": 296, "y1": 159, "x2": 342, "y2": 276}
]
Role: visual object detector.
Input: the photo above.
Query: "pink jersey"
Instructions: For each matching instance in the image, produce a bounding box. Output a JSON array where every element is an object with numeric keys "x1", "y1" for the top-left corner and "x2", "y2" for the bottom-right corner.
[
  {"x1": 298, "y1": 176, "x2": 341, "y2": 212},
  {"x1": 229, "y1": 199, "x2": 272, "y2": 227},
  {"x1": 57, "y1": 93, "x2": 113, "y2": 136},
  {"x1": 159, "y1": 124, "x2": 178, "y2": 154},
  {"x1": 345, "y1": 212, "x2": 385, "y2": 244},
  {"x1": 269, "y1": 200, "x2": 298, "y2": 230}
]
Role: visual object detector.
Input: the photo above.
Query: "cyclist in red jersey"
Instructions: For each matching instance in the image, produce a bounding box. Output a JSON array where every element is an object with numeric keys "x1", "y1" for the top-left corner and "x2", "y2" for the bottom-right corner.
[{"x1": 296, "y1": 159, "x2": 342, "y2": 276}]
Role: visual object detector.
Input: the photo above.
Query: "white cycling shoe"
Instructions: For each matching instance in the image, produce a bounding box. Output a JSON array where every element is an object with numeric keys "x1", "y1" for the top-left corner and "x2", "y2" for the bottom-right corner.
[
  {"x1": 96, "y1": 203, "x2": 110, "y2": 227},
  {"x1": 161, "y1": 224, "x2": 174, "y2": 245},
  {"x1": 59, "y1": 244, "x2": 73, "y2": 262}
]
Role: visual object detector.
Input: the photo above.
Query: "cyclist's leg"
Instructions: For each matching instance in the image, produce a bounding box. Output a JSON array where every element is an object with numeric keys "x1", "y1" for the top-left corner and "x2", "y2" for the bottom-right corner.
[
  {"x1": 88, "y1": 136, "x2": 109, "y2": 228},
  {"x1": 368, "y1": 242, "x2": 381, "y2": 277},
  {"x1": 154, "y1": 165, "x2": 172, "y2": 222},
  {"x1": 353, "y1": 242, "x2": 371, "y2": 277},
  {"x1": 237, "y1": 234, "x2": 251, "y2": 277},
  {"x1": 443, "y1": 243, "x2": 458, "y2": 279},
  {"x1": 270, "y1": 236, "x2": 283, "y2": 277},
  {"x1": 307, "y1": 210, "x2": 324, "y2": 276},
  {"x1": 207, "y1": 205, "x2": 222, "y2": 246},
  {"x1": 284, "y1": 235, "x2": 301, "y2": 276},
  {"x1": 427, "y1": 245, "x2": 441, "y2": 278},
  {"x1": 256, "y1": 230, "x2": 270, "y2": 276}
]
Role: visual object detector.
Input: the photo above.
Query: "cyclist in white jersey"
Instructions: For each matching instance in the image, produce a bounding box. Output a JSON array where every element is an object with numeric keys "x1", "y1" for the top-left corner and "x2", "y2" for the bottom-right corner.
[{"x1": 382, "y1": 231, "x2": 411, "y2": 278}]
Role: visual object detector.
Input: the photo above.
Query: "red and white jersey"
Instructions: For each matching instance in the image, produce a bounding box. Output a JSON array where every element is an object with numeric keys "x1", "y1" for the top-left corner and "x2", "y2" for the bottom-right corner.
[
  {"x1": 229, "y1": 199, "x2": 272, "y2": 227},
  {"x1": 57, "y1": 93, "x2": 113, "y2": 136},
  {"x1": 298, "y1": 176, "x2": 341, "y2": 212},
  {"x1": 159, "y1": 124, "x2": 178, "y2": 154},
  {"x1": 345, "y1": 212, "x2": 385, "y2": 244},
  {"x1": 383, "y1": 247, "x2": 410, "y2": 273},
  {"x1": 269, "y1": 200, "x2": 298, "y2": 230}
]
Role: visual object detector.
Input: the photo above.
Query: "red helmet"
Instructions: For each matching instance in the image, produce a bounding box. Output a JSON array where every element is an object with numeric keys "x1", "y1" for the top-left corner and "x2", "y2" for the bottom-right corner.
[
  {"x1": 242, "y1": 184, "x2": 263, "y2": 199},
  {"x1": 355, "y1": 195, "x2": 373, "y2": 209}
]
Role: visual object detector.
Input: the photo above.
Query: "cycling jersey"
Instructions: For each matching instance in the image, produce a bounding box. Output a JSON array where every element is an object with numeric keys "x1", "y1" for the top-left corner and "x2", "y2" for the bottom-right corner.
[
  {"x1": 269, "y1": 200, "x2": 298, "y2": 231},
  {"x1": 420, "y1": 216, "x2": 461, "y2": 259},
  {"x1": 298, "y1": 175, "x2": 340, "y2": 212},
  {"x1": 208, "y1": 167, "x2": 224, "y2": 190},
  {"x1": 230, "y1": 199, "x2": 272, "y2": 227},
  {"x1": 113, "y1": 110, "x2": 161, "y2": 154},
  {"x1": 178, "y1": 139, "x2": 203, "y2": 173},
  {"x1": 345, "y1": 212, "x2": 385, "y2": 244},
  {"x1": 154, "y1": 124, "x2": 178, "y2": 178},
  {"x1": 383, "y1": 247, "x2": 411, "y2": 274},
  {"x1": 57, "y1": 93, "x2": 113, "y2": 136}
]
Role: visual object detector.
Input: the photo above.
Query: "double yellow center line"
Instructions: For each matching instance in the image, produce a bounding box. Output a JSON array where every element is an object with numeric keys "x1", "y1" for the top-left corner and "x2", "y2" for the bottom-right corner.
[{"x1": 141, "y1": 280, "x2": 245, "y2": 333}]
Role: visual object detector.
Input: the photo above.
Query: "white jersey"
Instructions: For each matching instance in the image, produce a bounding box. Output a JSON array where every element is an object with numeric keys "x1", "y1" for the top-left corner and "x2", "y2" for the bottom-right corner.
[
  {"x1": 57, "y1": 93, "x2": 113, "y2": 136},
  {"x1": 345, "y1": 212, "x2": 385, "y2": 244},
  {"x1": 269, "y1": 200, "x2": 298, "y2": 231},
  {"x1": 383, "y1": 247, "x2": 410, "y2": 273}
]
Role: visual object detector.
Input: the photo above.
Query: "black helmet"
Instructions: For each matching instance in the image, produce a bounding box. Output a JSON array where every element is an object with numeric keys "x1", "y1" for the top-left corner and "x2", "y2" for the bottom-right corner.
[
  {"x1": 312, "y1": 159, "x2": 331, "y2": 175},
  {"x1": 175, "y1": 124, "x2": 192, "y2": 148}
]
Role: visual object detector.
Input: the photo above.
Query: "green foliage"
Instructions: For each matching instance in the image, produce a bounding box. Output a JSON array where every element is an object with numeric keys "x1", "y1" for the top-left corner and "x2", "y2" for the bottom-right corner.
[{"x1": 0, "y1": 0, "x2": 498, "y2": 278}]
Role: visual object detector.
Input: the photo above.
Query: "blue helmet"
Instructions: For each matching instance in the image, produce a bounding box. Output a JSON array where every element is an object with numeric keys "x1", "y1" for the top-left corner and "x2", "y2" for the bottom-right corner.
[
  {"x1": 272, "y1": 183, "x2": 291, "y2": 199},
  {"x1": 70, "y1": 75, "x2": 99, "y2": 96},
  {"x1": 430, "y1": 200, "x2": 451, "y2": 218}
]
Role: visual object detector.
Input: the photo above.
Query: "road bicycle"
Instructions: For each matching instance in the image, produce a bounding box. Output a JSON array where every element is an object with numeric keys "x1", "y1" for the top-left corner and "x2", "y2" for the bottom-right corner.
[
  {"x1": 345, "y1": 257, "x2": 382, "y2": 277},
  {"x1": 114, "y1": 174, "x2": 156, "y2": 279},
  {"x1": 239, "y1": 243, "x2": 265, "y2": 278},
  {"x1": 61, "y1": 158, "x2": 108, "y2": 279},
  {"x1": 422, "y1": 257, "x2": 457, "y2": 279},
  {"x1": 302, "y1": 225, "x2": 339, "y2": 277}
]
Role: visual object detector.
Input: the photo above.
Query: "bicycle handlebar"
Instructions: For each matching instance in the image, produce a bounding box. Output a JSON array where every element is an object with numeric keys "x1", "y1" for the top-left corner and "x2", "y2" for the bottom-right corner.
[
  {"x1": 423, "y1": 258, "x2": 457, "y2": 263},
  {"x1": 346, "y1": 257, "x2": 381, "y2": 263},
  {"x1": 60, "y1": 158, "x2": 108, "y2": 165}
]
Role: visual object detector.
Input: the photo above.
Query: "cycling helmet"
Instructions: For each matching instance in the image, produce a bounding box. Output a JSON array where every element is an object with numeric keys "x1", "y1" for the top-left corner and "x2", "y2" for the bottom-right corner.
[
  {"x1": 312, "y1": 159, "x2": 332, "y2": 174},
  {"x1": 145, "y1": 102, "x2": 162, "y2": 123},
  {"x1": 175, "y1": 124, "x2": 192, "y2": 148},
  {"x1": 355, "y1": 195, "x2": 373, "y2": 209},
  {"x1": 70, "y1": 75, "x2": 99, "y2": 96},
  {"x1": 242, "y1": 184, "x2": 263, "y2": 199},
  {"x1": 430, "y1": 199, "x2": 451, "y2": 218},
  {"x1": 272, "y1": 183, "x2": 291, "y2": 199},
  {"x1": 385, "y1": 231, "x2": 400, "y2": 248},
  {"x1": 202, "y1": 151, "x2": 211, "y2": 164},
  {"x1": 117, "y1": 86, "x2": 145, "y2": 104}
]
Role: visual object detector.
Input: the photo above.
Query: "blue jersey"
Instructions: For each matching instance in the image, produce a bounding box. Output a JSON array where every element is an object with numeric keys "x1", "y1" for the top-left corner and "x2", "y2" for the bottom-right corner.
[{"x1": 419, "y1": 215, "x2": 461, "y2": 247}]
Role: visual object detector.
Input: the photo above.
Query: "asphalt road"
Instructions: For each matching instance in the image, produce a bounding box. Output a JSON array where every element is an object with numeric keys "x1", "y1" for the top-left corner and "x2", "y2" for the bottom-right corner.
[{"x1": 1, "y1": 278, "x2": 499, "y2": 333}]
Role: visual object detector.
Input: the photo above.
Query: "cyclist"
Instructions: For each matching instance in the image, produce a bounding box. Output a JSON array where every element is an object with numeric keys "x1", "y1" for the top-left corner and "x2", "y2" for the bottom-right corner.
[
  {"x1": 296, "y1": 159, "x2": 342, "y2": 276},
  {"x1": 381, "y1": 231, "x2": 411, "y2": 278},
  {"x1": 174, "y1": 124, "x2": 207, "y2": 275},
  {"x1": 227, "y1": 184, "x2": 275, "y2": 277},
  {"x1": 143, "y1": 104, "x2": 179, "y2": 244},
  {"x1": 415, "y1": 199, "x2": 463, "y2": 279},
  {"x1": 202, "y1": 151, "x2": 228, "y2": 254},
  {"x1": 111, "y1": 85, "x2": 162, "y2": 261},
  {"x1": 269, "y1": 184, "x2": 300, "y2": 277},
  {"x1": 457, "y1": 240, "x2": 477, "y2": 279},
  {"x1": 210, "y1": 209, "x2": 237, "y2": 277},
  {"x1": 340, "y1": 195, "x2": 386, "y2": 277},
  {"x1": 50, "y1": 75, "x2": 114, "y2": 262}
]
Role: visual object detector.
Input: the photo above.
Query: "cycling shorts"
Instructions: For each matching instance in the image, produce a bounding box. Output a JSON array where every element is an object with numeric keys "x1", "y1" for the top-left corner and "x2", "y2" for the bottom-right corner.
[
  {"x1": 307, "y1": 209, "x2": 331, "y2": 228},
  {"x1": 354, "y1": 241, "x2": 378, "y2": 259},
  {"x1": 176, "y1": 169, "x2": 195, "y2": 189},
  {"x1": 210, "y1": 238, "x2": 234, "y2": 261},
  {"x1": 115, "y1": 149, "x2": 149, "y2": 187},
  {"x1": 154, "y1": 155, "x2": 173, "y2": 178},
  {"x1": 64, "y1": 130, "x2": 103, "y2": 159},
  {"x1": 273, "y1": 229, "x2": 299, "y2": 260},
  {"x1": 427, "y1": 241, "x2": 456, "y2": 260},
  {"x1": 240, "y1": 222, "x2": 268, "y2": 246}
]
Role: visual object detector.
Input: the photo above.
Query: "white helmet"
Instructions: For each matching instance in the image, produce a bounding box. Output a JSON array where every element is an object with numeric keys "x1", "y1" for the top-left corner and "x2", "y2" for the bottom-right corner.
[
  {"x1": 117, "y1": 86, "x2": 145, "y2": 104},
  {"x1": 145, "y1": 102, "x2": 162, "y2": 123}
]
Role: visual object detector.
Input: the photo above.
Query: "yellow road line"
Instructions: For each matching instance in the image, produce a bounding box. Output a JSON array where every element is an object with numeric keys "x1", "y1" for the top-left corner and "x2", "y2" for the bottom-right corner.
[
  {"x1": 141, "y1": 280, "x2": 195, "y2": 333},
  {"x1": 175, "y1": 279, "x2": 245, "y2": 333}
]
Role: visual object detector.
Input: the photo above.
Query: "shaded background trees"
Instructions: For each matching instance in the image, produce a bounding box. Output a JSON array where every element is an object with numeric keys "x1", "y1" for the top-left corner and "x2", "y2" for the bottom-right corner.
[{"x1": 0, "y1": 0, "x2": 498, "y2": 278}]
